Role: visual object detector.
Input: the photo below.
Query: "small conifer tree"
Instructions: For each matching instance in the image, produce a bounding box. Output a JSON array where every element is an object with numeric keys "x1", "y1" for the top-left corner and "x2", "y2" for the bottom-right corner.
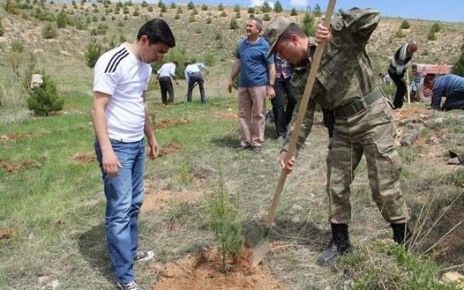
[
  {"x1": 207, "y1": 166, "x2": 243, "y2": 272},
  {"x1": 27, "y1": 75, "x2": 64, "y2": 116}
]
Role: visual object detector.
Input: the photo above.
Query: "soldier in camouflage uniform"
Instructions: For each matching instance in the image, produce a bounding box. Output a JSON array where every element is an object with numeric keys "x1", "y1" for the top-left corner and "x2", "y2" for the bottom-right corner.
[{"x1": 263, "y1": 8, "x2": 410, "y2": 266}]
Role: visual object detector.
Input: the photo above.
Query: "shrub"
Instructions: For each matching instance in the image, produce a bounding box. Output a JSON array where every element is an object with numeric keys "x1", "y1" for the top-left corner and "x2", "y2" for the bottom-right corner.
[
  {"x1": 206, "y1": 16, "x2": 212, "y2": 24},
  {"x1": 207, "y1": 167, "x2": 243, "y2": 272},
  {"x1": 189, "y1": 15, "x2": 195, "y2": 22},
  {"x1": 452, "y1": 42, "x2": 464, "y2": 76},
  {"x1": 84, "y1": 37, "x2": 103, "y2": 68},
  {"x1": 220, "y1": 11, "x2": 226, "y2": 17},
  {"x1": 27, "y1": 75, "x2": 64, "y2": 116},
  {"x1": 160, "y1": 4, "x2": 167, "y2": 13},
  {"x1": 235, "y1": 11, "x2": 240, "y2": 19},
  {"x1": 431, "y1": 22, "x2": 442, "y2": 33},
  {"x1": 218, "y1": 3, "x2": 224, "y2": 11},
  {"x1": 141, "y1": 1, "x2": 147, "y2": 7},
  {"x1": 0, "y1": 20, "x2": 3, "y2": 37},
  {"x1": 262, "y1": 13, "x2": 270, "y2": 21},
  {"x1": 133, "y1": 8, "x2": 139, "y2": 16},
  {"x1": 261, "y1": 1, "x2": 271, "y2": 13},
  {"x1": 174, "y1": 13, "x2": 180, "y2": 20},
  {"x1": 147, "y1": 6, "x2": 153, "y2": 12},
  {"x1": 176, "y1": 6, "x2": 182, "y2": 14},
  {"x1": 313, "y1": 4, "x2": 322, "y2": 17},
  {"x1": 249, "y1": 13, "x2": 254, "y2": 18},
  {"x1": 400, "y1": 19, "x2": 410, "y2": 29},
  {"x1": 195, "y1": 27, "x2": 201, "y2": 34},
  {"x1": 274, "y1": 1, "x2": 282, "y2": 13},
  {"x1": 187, "y1": 1, "x2": 194, "y2": 10},
  {"x1": 201, "y1": 4, "x2": 208, "y2": 11},
  {"x1": 56, "y1": 9, "x2": 68, "y2": 28},
  {"x1": 11, "y1": 41, "x2": 25, "y2": 53},
  {"x1": 233, "y1": 4, "x2": 240, "y2": 12},
  {"x1": 428, "y1": 30, "x2": 436, "y2": 41},
  {"x1": 290, "y1": 8, "x2": 297, "y2": 16},
  {"x1": 170, "y1": 2, "x2": 176, "y2": 9},
  {"x1": 302, "y1": 12, "x2": 316, "y2": 37},
  {"x1": 229, "y1": 18, "x2": 239, "y2": 29},
  {"x1": 42, "y1": 23, "x2": 57, "y2": 39},
  {"x1": 247, "y1": 7, "x2": 254, "y2": 14}
]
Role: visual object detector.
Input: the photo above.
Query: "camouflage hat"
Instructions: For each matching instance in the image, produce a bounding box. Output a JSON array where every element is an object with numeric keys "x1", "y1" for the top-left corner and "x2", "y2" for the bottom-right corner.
[{"x1": 263, "y1": 17, "x2": 292, "y2": 58}]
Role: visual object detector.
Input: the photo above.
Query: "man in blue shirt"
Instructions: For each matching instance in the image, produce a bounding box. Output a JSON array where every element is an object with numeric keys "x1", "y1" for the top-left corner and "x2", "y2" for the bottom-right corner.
[
  {"x1": 227, "y1": 17, "x2": 276, "y2": 151},
  {"x1": 424, "y1": 74, "x2": 464, "y2": 111}
]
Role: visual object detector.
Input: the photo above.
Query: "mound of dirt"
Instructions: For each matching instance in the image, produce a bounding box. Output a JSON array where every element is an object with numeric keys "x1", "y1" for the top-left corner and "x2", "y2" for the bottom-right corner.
[
  {"x1": 70, "y1": 152, "x2": 96, "y2": 164},
  {"x1": 159, "y1": 142, "x2": 183, "y2": 157},
  {"x1": 1, "y1": 159, "x2": 35, "y2": 172},
  {"x1": 152, "y1": 247, "x2": 282, "y2": 290},
  {"x1": 155, "y1": 118, "x2": 189, "y2": 130}
]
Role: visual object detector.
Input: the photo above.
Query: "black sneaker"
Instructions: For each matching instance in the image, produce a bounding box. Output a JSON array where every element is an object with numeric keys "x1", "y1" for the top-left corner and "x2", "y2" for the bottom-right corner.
[
  {"x1": 133, "y1": 251, "x2": 154, "y2": 262},
  {"x1": 250, "y1": 146, "x2": 262, "y2": 153},
  {"x1": 235, "y1": 145, "x2": 251, "y2": 152},
  {"x1": 117, "y1": 281, "x2": 142, "y2": 290}
]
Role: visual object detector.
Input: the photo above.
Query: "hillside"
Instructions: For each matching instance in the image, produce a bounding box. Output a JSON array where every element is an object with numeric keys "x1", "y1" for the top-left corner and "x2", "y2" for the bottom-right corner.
[
  {"x1": 0, "y1": 2, "x2": 463, "y2": 290},
  {"x1": 1, "y1": 2, "x2": 463, "y2": 86}
]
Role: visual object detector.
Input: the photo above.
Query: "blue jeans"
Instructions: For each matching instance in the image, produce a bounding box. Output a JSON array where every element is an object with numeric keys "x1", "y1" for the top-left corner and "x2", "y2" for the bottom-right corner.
[{"x1": 94, "y1": 139, "x2": 146, "y2": 284}]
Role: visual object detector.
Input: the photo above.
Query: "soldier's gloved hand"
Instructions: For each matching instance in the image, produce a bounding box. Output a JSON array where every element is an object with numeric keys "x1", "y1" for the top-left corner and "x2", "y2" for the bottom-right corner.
[{"x1": 280, "y1": 151, "x2": 295, "y2": 173}]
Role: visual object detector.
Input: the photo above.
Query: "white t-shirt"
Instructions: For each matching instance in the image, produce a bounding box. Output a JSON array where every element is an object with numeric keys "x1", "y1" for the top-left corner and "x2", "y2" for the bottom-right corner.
[
  {"x1": 157, "y1": 62, "x2": 176, "y2": 78},
  {"x1": 184, "y1": 63, "x2": 207, "y2": 83},
  {"x1": 94, "y1": 43, "x2": 152, "y2": 142}
]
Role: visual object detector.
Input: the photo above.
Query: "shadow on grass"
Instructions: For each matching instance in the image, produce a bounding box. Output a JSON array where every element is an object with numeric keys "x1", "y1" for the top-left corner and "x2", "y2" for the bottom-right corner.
[
  {"x1": 243, "y1": 219, "x2": 329, "y2": 252},
  {"x1": 77, "y1": 223, "x2": 114, "y2": 284},
  {"x1": 211, "y1": 133, "x2": 239, "y2": 149}
]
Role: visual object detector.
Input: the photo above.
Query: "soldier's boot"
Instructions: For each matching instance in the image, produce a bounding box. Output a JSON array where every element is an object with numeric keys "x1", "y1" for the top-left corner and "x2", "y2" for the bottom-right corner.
[
  {"x1": 317, "y1": 223, "x2": 352, "y2": 266},
  {"x1": 391, "y1": 223, "x2": 412, "y2": 246}
]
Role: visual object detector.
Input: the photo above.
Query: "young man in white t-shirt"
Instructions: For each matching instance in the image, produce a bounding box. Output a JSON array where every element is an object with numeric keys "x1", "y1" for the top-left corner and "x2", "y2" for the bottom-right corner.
[{"x1": 92, "y1": 18, "x2": 175, "y2": 290}]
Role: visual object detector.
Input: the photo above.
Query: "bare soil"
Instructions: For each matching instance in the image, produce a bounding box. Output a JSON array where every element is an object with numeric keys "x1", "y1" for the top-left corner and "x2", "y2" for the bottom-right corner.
[
  {"x1": 155, "y1": 118, "x2": 189, "y2": 130},
  {"x1": 69, "y1": 152, "x2": 96, "y2": 164},
  {"x1": 141, "y1": 189, "x2": 205, "y2": 213},
  {"x1": 159, "y1": 142, "x2": 183, "y2": 157},
  {"x1": 152, "y1": 247, "x2": 282, "y2": 290},
  {"x1": 0, "y1": 159, "x2": 35, "y2": 172}
]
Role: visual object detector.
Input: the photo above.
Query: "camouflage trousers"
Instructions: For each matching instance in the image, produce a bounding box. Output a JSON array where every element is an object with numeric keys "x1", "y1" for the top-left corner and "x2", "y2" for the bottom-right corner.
[{"x1": 326, "y1": 97, "x2": 409, "y2": 224}]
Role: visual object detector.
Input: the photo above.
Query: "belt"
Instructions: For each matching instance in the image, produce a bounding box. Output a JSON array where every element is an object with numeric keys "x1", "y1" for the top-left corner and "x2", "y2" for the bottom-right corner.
[{"x1": 334, "y1": 87, "x2": 384, "y2": 118}]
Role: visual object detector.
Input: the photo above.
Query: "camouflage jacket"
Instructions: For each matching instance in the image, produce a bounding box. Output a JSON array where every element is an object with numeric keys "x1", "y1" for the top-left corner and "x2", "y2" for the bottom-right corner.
[{"x1": 284, "y1": 8, "x2": 380, "y2": 153}]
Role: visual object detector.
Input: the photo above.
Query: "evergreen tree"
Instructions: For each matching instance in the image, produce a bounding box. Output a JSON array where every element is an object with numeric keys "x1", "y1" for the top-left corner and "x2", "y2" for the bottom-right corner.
[{"x1": 274, "y1": 1, "x2": 282, "y2": 13}]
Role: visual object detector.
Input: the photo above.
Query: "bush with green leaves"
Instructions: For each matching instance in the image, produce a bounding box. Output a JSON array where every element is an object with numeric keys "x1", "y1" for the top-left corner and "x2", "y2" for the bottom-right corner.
[
  {"x1": 302, "y1": 11, "x2": 316, "y2": 37},
  {"x1": 170, "y1": 2, "x2": 176, "y2": 9},
  {"x1": 141, "y1": 1, "x2": 147, "y2": 7},
  {"x1": 261, "y1": 1, "x2": 271, "y2": 13},
  {"x1": 220, "y1": 11, "x2": 226, "y2": 17},
  {"x1": 56, "y1": 9, "x2": 68, "y2": 28},
  {"x1": 233, "y1": 4, "x2": 240, "y2": 12},
  {"x1": 176, "y1": 6, "x2": 182, "y2": 14},
  {"x1": 187, "y1": 1, "x2": 194, "y2": 10},
  {"x1": 206, "y1": 16, "x2": 212, "y2": 24},
  {"x1": 42, "y1": 23, "x2": 57, "y2": 39},
  {"x1": 27, "y1": 75, "x2": 64, "y2": 116},
  {"x1": 207, "y1": 167, "x2": 243, "y2": 272},
  {"x1": 274, "y1": 1, "x2": 283, "y2": 13},
  {"x1": 230, "y1": 18, "x2": 239, "y2": 29},
  {"x1": 201, "y1": 4, "x2": 208, "y2": 11},
  {"x1": 218, "y1": 3, "x2": 224, "y2": 11},
  {"x1": 290, "y1": 7, "x2": 297, "y2": 16},
  {"x1": 84, "y1": 37, "x2": 103, "y2": 68},
  {"x1": 452, "y1": 42, "x2": 464, "y2": 77},
  {"x1": 431, "y1": 22, "x2": 442, "y2": 33},
  {"x1": 0, "y1": 20, "x2": 3, "y2": 37},
  {"x1": 400, "y1": 19, "x2": 410, "y2": 29},
  {"x1": 11, "y1": 41, "x2": 25, "y2": 53},
  {"x1": 247, "y1": 7, "x2": 254, "y2": 13},
  {"x1": 313, "y1": 4, "x2": 322, "y2": 17}
]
